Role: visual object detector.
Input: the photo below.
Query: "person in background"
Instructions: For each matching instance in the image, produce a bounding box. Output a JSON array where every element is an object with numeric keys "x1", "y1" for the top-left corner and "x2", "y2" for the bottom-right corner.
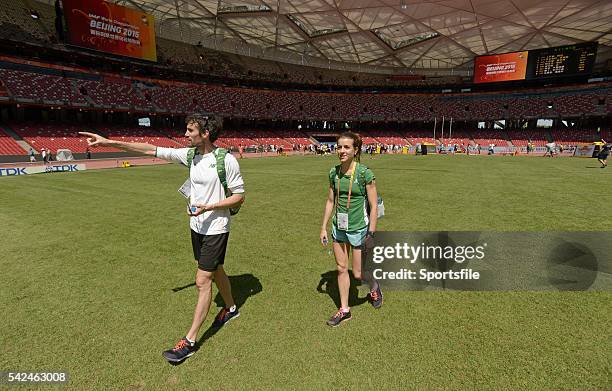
[{"x1": 598, "y1": 141, "x2": 609, "y2": 168}]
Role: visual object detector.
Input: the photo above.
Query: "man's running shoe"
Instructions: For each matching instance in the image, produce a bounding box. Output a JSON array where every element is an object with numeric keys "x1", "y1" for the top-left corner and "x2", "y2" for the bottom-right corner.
[
  {"x1": 326, "y1": 309, "x2": 352, "y2": 327},
  {"x1": 369, "y1": 286, "x2": 383, "y2": 309},
  {"x1": 212, "y1": 306, "x2": 240, "y2": 328},
  {"x1": 162, "y1": 337, "x2": 196, "y2": 363}
]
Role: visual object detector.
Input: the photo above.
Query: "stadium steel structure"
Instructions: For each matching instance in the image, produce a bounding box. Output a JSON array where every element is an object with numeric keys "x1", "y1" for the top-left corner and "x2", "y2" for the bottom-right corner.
[{"x1": 45, "y1": 0, "x2": 612, "y2": 75}]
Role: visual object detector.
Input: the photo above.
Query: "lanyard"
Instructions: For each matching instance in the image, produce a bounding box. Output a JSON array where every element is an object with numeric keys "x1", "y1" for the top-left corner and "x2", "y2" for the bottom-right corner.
[{"x1": 336, "y1": 162, "x2": 357, "y2": 210}]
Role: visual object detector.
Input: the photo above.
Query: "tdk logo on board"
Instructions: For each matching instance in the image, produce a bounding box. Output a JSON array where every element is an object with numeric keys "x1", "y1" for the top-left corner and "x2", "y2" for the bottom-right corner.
[
  {"x1": 46, "y1": 165, "x2": 80, "y2": 173},
  {"x1": 0, "y1": 168, "x2": 27, "y2": 176},
  {"x1": 0, "y1": 164, "x2": 83, "y2": 177}
]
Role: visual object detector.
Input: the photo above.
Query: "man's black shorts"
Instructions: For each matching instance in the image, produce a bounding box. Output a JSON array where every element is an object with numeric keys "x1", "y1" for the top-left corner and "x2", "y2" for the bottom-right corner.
[{"x1": 191, "y1": 230, "x2": 230, "y2": 272}]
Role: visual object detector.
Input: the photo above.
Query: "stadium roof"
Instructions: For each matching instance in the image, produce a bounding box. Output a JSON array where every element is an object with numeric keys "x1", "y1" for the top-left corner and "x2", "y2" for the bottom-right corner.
[{"x1": 118, "y1": 1, "x2": 612, "y2": 74}]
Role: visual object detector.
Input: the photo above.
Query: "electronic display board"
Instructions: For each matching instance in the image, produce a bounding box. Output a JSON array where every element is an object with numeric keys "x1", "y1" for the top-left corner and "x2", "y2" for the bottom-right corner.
[
  {"x1": 473, "y1": 51, "x2": 528, "y2": 83},
  {"x1": 474, "y1": 42, "x2": 598, "y2": 83},
  {"x1": 525, "y1": 42, "x2": 598, "y2": 79},
  {"x1": 63, "y1": 0, "x2": 157, "y2": 62}
]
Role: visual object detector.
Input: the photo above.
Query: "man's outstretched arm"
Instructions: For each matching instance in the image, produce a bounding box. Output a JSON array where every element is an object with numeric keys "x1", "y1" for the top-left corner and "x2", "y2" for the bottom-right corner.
[{"x1": 79, "y1": 132, "x2": 157, "y2": 156}]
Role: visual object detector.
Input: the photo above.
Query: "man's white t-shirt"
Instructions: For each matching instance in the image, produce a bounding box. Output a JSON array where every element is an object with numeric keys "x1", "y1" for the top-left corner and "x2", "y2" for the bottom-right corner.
[{"x1": 156, "y1": 147, "x2": 245, "y2": 235}]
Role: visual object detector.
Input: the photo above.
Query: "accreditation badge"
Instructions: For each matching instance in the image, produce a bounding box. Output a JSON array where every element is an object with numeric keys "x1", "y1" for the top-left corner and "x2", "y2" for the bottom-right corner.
[
  {"x1": 178, "y1": 178, "x2": 191, "y2": 199},
  {"x1": 337, "y1": 212, "x2": 349, "y2": 230}
]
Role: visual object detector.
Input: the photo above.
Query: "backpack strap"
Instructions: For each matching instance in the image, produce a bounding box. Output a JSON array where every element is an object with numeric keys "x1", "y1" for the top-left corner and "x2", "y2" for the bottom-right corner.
[
  {"x1": 331, "y1": 164, "x2": 368, "y2": 192},
  {"x1": 186, "y1": 147, "x2": 198, "y2": 172},
  {"x1": 214, "y1": 148, "x2": 229, "y2": 194},
  {"x1": 214, "y1": 148, "x2": 243, "y2": 216},
  {"x1": 357, "y1": 163, "x2": 368, "y2": 194},
  {"x1": 329, "y1": 166, "x2": 339, "y2": 190},
  {"x1": 186, "y1": 147, "x2": 228, "y2": 193}
]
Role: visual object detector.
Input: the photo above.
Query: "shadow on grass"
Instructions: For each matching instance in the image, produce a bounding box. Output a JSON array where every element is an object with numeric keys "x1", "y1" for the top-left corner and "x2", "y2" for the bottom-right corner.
[
  {"x1": 167, "y1": 274, "x2": 262, "y2": 366},
  {"x1": 197, "y1": 273, "x2": 262, "y2": 345},
  {"x1": 316, "y1": 270, "x2": 368, "y2": 309},
  {"x1": 171, "y1": 282, "x2": 195, "y2": 292}
]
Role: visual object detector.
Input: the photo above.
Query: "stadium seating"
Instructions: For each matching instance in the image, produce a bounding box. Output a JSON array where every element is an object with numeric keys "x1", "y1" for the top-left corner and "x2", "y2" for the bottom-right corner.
[
  {"x1": 217, "y1": 130, "x2": 258, "y2": 148},
  {"x1": 94, "y1": 126, "x2": 183, "y2": 149},
  {"x1": 552, "y1": 94, "x2": 595, "y2": 117},
  {"x1": 3, "y1": 120, "x2": 610, "y2": 156},
  {"x1": 9, "y1": 123, "x2": 111, "y2": 153},
  {"x1": 549, "y1": 129, "x2": 597, "y2": 144},
  {"x1": 438, "y1": 128, "x2": 472, "y2": 148},
  {"x1": 506, "y1": 130, "x2": 549, "y2": 146},
  {"x1": 76, "y1": 78, "x2": 150, "y2": 109},
  {"x1": 402, "y1": 130, "x2": 437, "y2": 145},
  {"x1": 0, "y1": 126, "x2": 26, "y2": 155},
  {"x1": 239, "y1": 130, "x2": 293, "y2": 149},
  {"x1": 1, "y1": 59, "x2": 610, "y2": 122},
  {"x1": 147, "y1": 84, "x2": 195, "y2": 113},
  {"x1": 275, "y1": 130, "x2": 314, "y2": 146},
  {"x1": 0, "y1": 69, "x2": 87, "y2": 105},
  {"x1": 471, "y1": 129, "x2": 509, "y2": 147}
]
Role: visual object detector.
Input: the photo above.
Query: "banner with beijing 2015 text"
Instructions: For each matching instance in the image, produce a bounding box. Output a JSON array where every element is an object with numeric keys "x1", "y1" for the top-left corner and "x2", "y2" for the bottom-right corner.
[
  {"x1": 473, "y1": 51, "x2": 528, "y2": 84},
  {"x1": 63, "y1": 0, "x2": 156, "y2": 62}
]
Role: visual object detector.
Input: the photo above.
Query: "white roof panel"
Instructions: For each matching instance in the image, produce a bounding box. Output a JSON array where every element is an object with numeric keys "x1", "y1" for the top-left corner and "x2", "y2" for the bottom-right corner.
[{"x1": 56, "y1": 0, "x2": 611, "y2": 73}]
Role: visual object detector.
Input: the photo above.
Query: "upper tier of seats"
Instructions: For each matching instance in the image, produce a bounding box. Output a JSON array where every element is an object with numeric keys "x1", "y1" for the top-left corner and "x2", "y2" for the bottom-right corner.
[{"x1": 0, "y1": 65, "x2": 608, "y2": 121}]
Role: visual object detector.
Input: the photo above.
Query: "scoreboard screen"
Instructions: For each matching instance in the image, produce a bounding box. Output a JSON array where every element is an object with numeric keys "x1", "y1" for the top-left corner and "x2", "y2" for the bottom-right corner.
[
  {"x1": 474, "y1": 42, "x2": 598, "y2": 83},
  {"x1": 525, "y1": 42, "x2": 598, "y2": 79},
  {"x1": 63, "y1": 0, "x2": 157, "y2": 62}
]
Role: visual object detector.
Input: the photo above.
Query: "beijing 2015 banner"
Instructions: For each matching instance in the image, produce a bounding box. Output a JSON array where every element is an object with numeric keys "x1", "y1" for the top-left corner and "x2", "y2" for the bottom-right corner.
[
  {"x1": 63, "y1": 0, "x2": 157, "y2": 62},
  {"x1": 473, "y1": 51, "x2": 528, "y2": 84}
]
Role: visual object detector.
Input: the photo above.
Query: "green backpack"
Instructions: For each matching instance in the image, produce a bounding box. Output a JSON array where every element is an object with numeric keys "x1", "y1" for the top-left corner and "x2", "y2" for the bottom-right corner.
[{"x1": 187, "y1": 147, "x2": 242, "y2": 215}]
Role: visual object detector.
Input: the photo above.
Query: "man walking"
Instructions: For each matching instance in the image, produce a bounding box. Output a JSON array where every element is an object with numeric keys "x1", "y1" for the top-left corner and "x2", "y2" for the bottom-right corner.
[{"x1": 79, "y1": 114, "x2": 244, "y2": 363}]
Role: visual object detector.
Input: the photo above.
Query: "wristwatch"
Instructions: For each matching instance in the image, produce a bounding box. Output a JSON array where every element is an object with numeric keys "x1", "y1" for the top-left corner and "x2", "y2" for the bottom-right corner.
[{"x1": 366, "y1": 231, "x2": 375, "y2": 238}]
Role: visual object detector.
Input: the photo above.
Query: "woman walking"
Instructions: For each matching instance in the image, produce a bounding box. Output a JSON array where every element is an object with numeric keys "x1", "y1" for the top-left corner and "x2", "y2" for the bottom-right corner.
[{"x1": 320, "y1": 131, "x2": 382, "y2": 327}]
